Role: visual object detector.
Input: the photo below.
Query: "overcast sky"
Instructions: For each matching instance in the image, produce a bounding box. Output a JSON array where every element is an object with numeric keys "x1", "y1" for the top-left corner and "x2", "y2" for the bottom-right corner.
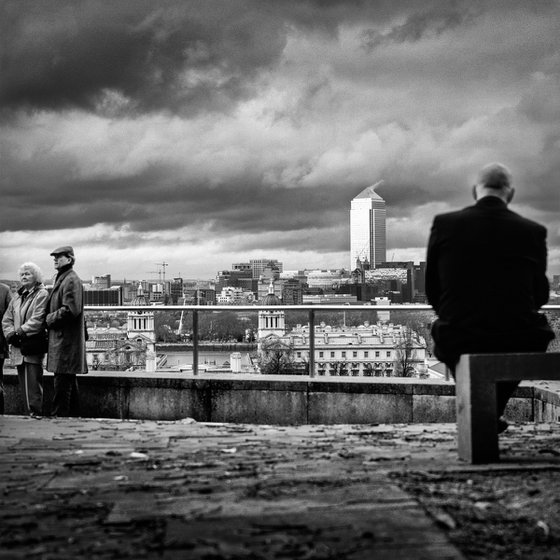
[{"x1": 1, "y1": 0, "x2": 559, "y2": 282}]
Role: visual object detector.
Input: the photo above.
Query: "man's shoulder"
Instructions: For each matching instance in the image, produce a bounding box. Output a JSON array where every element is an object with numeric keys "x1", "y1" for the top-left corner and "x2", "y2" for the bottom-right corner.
[
  {"x1": 434, "y1": 204, "x2": 547, "y2": 234},
  {"x1": 60, "y1": 269, "x2": 83, "y2": 283},
  {"x1": 432, "y1": 206, "x2": 473, "y2": 225},
  {"x1": 506, "y1": 209, "x2": 547, "y2": 234}
]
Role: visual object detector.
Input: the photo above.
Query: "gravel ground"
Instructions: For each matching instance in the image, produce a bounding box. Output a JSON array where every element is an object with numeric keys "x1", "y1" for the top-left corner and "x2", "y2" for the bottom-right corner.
[{"x1": 394, "y1": 468, "x2": 560, "y2": 559}]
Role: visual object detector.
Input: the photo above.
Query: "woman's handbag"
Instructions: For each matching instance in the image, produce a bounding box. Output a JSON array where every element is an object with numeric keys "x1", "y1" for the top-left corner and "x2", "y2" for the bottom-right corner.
[{"x1": 20, "y1": 330, "x2": 48, "y2": 356}]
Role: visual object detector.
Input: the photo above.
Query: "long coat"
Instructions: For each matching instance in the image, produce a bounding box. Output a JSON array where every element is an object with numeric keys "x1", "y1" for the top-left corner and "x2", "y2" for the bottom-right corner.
[
  {"x1": 426, "y1": 196, "x2": 554, "y2": 368},
  {"x1": 0, "y1": 283, "x2": 11, "y2": 360},
  {"x1": 46, "y1": 267, "x2": 88, "y2": 374},
  {"x1": 2, "y1": 283, "x2": 49, "y2": 365}
]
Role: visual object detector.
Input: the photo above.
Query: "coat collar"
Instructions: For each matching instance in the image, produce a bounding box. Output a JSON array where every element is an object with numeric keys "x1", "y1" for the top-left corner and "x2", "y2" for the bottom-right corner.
[
  {"x1": 17, "y1": 282, "x2": 44, "y2": 298},
  {"x1": 52, "y1": 266, "x2": 74, "y2": 289},
  {"x1": 475, "y1": 196, "x2": 508, "y2": 209}
]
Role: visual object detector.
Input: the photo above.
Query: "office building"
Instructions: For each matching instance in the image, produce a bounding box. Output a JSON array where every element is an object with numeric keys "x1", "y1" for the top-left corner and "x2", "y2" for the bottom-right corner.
[
  {"x1": 250, "y1": 259, "x2": 283, "y2": 279},
  {"x1": 92, "y1": 274, "x2": 111, "y2": 289},
  {"x1": 350, "y1": 182, "x2": 386, "y2": 270},
  {"x1": 84, "y1": 286, "x2": 123, "y2": 306}
]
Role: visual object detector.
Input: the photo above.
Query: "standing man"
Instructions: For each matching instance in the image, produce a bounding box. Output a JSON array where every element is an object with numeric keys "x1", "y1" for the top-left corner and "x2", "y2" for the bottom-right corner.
[
  {"x1": 0, "y1": 282, "x2": 12, "y2": 414},
  {"x1": 426, "y1": 163, "x2": 554, "y2": 430},
  {"x1": 46, "y1": 246, "x2": 88, "y2": 417}
]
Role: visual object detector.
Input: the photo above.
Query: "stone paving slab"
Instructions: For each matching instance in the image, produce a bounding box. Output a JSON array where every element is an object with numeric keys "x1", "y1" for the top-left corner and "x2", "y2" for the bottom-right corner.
[
  {"x1": 0, "y1": 415, "x2": 470, "y2": 559},
  {"x1": 3, "y1": 415, "x2": 560, "y2": 559}
]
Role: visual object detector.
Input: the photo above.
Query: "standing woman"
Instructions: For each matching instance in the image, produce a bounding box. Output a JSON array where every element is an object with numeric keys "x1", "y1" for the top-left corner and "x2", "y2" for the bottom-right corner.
[{"x1": 2, "y1": 263, "x2": 49, "y2": 418}]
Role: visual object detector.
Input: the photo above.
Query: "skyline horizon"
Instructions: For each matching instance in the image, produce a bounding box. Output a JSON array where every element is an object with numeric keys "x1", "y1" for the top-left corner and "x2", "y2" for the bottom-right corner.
[{"x1": 2, "y1": 2, "x2": 559, "y2": 279}]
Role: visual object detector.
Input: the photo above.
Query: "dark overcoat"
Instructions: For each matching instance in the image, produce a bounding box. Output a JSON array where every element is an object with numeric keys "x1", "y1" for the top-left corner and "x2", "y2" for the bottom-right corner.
[
  {"x1": 46, "y1": 267, "x2": 88, "y2": 374},
  {"x1": 426, "y1": 196, "x2": 554, "y2": 368},
  {"x1": 0, "y1": 283, "x2": 11, "y2": 359}
]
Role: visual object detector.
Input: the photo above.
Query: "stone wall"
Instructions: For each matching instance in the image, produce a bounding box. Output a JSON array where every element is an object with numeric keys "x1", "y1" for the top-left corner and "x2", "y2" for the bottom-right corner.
[{"x1": 3, "y1": 371, "x2": 559, "y2": 424}]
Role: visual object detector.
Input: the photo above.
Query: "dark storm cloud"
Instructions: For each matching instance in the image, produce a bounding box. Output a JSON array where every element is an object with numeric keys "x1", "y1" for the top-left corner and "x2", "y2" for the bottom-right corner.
[
  {"x1": 0, "y1": 0, "x2": 284, "y2": 115},
  {"x1": 361, "y1": 2, "x2": 478, "y2": 50},
  {"x1": 0, "y1": 0, "x2": 389, "y2": 117},
  {"x1": 1, "y1": 0, "x2": 496, "y2": 117},
  {"x1": 0, "y1": 158, "x2": 349, "y2": 245}
]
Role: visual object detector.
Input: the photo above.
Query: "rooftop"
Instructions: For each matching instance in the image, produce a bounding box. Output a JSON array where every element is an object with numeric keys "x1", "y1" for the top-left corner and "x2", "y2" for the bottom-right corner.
[{"x1": 2, "y1": 415, "x2": 560, "y2": 559}]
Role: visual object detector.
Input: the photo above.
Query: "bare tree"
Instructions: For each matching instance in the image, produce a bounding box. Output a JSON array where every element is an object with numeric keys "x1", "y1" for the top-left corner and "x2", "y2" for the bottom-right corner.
[
  {"x1": 258, "y1": 338, "x2": 296, "y2": 374},
  {"x1": 393, "y1": 325, "x2": 417, "y2": 377}
]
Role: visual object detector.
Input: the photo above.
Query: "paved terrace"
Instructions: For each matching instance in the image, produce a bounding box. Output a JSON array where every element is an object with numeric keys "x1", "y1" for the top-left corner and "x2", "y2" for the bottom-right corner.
[{"x1": 2, "y1": 414, "x2": 560, "y2": 559}]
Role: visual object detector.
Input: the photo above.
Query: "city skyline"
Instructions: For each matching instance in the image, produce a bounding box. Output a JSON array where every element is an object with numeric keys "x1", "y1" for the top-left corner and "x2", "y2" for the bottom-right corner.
[{"x1": 1, "y1": 1, "x2": 559, "y2": 280}]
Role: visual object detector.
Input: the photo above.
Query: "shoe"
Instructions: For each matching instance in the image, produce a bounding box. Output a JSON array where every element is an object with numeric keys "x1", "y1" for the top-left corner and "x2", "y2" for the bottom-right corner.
[
  {"x1": 497, "y1": 417, "x2": 509, "y2": 434},
  {"x1": 29, "y1": 412, "x2": 43, "y2": 419}
]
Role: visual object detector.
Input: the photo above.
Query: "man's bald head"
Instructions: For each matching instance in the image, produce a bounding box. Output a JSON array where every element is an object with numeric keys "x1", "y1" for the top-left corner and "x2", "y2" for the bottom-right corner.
[{"x1": 474, "y1": 163, "x2": 514, "y2": 203}]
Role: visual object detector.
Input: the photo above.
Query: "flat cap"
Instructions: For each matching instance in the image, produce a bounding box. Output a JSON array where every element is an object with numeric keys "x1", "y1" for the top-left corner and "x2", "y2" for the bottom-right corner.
[{"x1": 50, "y1": 245, "x2": 75, "y2": 257}]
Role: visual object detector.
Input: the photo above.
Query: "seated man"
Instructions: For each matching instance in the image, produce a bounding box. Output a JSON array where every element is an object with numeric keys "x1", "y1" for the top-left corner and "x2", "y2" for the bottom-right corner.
[{"x1": 426, "y1": 163, "x2": 555, "y2": 430}]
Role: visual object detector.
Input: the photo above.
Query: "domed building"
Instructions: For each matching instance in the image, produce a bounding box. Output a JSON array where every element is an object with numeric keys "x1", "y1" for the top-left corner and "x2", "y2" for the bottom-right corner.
[
  {"x1": 86, "y1": 284, "x2": 157, "y2": 372},
  {"x1": 257, "y1": 280, "x2": 286, "y2": 347},
  {"x1": 127, "y1": 285, "x2": 156, "y2": 371}
]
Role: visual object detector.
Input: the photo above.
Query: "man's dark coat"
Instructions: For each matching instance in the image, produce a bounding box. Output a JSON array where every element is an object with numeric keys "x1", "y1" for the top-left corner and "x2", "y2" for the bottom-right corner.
[
  {"x1": 46, "y1": 267, "x2": 88, "y2": 374},
  {"x1": 426, "y1": 196, "x2": 554, "y2": 368}
]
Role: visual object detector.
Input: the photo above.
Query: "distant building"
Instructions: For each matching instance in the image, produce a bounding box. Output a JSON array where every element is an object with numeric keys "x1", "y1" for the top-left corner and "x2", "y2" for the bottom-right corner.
[
  {"x1": 302, "y1": 293, "x2": 358, "y2": 305},
  {"x1": 287, "y1": 322, "x2": 427, "y2": 377},
  {"x1": 364, "y1": 261, "x2": 426, "y2": 303},
  {"x1": 258, "y1": 319, "x2": 427, "y2": 377},
  {"x1": 84, "y1": 286, "x2": 123, "y2": 306},
  {"x1": 91, "y1": 274, "x2": 111, "y2": 289},
  {"x1": 250, "y1": 259, "x2": 283, "y2": 279},
  {"x1": 217, "y1": 286, "x2": 255, "y2": 305},
  {"x1": 350, "y1": 182, "x2": 386, "y2": 270},
  {"x1": 183, "y1": 287, "x2": 216, "y2": 305},
  {"x1": 281, "y1": 278, "x2": 304, "y2": 305},
  {"x1": 169, "y1": 277, "x2": 183, "y2": 304},
  {"x1": 257, "y1": 282, "x2": 286, "y2": 346},
  {"x1": 306, "y1": 269, "x2": 350, "y2": 291},
  {"x1": 232, "y1": 262, "x2": 252, "y2": 274},
  {"x1": 257, "y1": 277, "x2": 283, "y2": 302},
  {"x1": 86, "y1": 287, "x2": 156, "y2": 372}
]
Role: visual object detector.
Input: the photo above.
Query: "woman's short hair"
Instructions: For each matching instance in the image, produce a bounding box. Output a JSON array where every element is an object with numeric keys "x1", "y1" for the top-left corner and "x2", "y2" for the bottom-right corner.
[{"x1": 19, "y1": 262, "x2": 43, "y2": 284}]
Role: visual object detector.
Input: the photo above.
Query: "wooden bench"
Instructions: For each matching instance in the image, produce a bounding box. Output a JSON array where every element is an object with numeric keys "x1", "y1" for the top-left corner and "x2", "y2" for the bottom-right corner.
[{"x1": 455, "y1": 352, "x2": 560, "y2": 463}]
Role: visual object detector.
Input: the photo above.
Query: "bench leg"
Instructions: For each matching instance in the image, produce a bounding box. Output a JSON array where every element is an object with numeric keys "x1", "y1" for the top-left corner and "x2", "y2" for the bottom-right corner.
[{"x1": 455, "y1": 358, "x2": 500, "y2": 463}]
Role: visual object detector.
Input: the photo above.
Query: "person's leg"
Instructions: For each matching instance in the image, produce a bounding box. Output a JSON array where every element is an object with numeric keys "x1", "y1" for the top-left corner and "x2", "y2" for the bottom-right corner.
[
  {"x1": 25, "y1": 362, "x2": 44, "y2": 416},
  {"x1": 16, "y1": 364, "x2": 30, "y2": 414},
  {"x1": 68, "y1": 375, "x2": 80, "y2": 417},
  {"x1": 52, "y1": 374, "x2": 74, "y2": 417}
]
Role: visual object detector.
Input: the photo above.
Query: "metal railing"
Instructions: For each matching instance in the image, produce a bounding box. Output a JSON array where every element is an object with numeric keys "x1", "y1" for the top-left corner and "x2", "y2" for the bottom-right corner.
[{"x1": 84, "y1": 304, "x2": 560, "y2": 377}]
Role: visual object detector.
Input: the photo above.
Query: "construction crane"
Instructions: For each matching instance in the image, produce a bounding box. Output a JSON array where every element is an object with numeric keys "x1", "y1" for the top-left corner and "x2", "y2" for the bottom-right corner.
[{"x1": 155, "y1": 262, "x2": 168, "y2": 285}]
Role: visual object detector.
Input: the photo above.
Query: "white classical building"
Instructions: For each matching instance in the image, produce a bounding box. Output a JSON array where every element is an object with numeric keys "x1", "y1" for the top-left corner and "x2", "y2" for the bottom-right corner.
[
  {"x1": 285, "y1": 322, "x2": 427, "y2": 377},
  {"x1": 86, "y1": 285, "x2": 157, "y2": 372},
  {"x1": 257, "y1": 283, "x2": 427, "y2": 377}
]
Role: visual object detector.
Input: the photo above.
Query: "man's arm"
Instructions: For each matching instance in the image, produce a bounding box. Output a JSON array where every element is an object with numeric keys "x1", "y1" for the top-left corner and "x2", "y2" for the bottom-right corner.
[
  {"x1": 535, "y1": 225, "x2": 550, "y2": 308},
  {"x1": 425, "y1": 218, "x2": 441, "y2": 313},
  {"x1": 46, "y1": 276, "x2": 83, "y2": 328}
]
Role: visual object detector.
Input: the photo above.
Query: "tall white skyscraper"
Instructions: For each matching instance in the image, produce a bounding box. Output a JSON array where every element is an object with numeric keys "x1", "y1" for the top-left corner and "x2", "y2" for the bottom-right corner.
[{"x1": 350, "y1": 181, "x2": 386, "y2": 270}]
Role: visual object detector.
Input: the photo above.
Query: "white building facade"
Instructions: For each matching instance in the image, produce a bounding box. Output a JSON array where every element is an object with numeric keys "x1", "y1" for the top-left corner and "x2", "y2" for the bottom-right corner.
[{"x1": 286, "y1": 322, "x2": 427, "y2": 377}]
